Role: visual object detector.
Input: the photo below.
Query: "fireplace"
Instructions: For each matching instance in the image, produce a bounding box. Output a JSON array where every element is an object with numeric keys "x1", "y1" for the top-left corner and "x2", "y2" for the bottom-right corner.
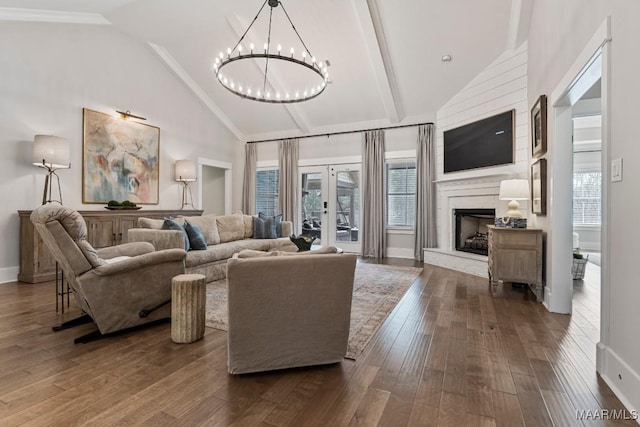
[{"x1": 454, "y1": 209, "x2": 495, "y2": 255}]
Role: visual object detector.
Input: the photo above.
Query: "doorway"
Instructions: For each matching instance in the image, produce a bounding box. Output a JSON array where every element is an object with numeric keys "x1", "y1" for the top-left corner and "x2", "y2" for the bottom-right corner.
[
  {"x1": 299, "y1": 164, "x2": 362, "y2": 253},
  {"x1": 572, "y1": 97, "x2": 602, "y2": 335},
  {"x1": 198, "y1": 158, "x2": 232, "y2": 215},
  {"x1": 547, "y1": 17, "x2": 610, "y2": 375}
]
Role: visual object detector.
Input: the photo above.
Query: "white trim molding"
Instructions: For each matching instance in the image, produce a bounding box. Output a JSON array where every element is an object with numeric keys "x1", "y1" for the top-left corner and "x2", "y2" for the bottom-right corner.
[{"x1": 0, "y1": 7, "x2": 111, "y2": 25}]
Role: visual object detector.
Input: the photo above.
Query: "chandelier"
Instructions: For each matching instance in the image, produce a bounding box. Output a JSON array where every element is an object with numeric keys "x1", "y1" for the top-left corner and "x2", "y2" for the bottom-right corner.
[{"x1": 213, "y1": 0, "x2": 329, "y2": 104}]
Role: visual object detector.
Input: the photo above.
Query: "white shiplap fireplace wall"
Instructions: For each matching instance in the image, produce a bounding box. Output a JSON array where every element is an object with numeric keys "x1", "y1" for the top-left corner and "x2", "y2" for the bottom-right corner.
[{"x1": 425, "y1": 42, "x2": 530, "y2": 277}]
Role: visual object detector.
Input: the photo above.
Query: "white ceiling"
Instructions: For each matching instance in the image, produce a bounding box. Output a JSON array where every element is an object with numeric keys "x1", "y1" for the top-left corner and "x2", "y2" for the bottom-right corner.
[{"x1": 0, "y1": 0, "x2": 531, "y2": 141}]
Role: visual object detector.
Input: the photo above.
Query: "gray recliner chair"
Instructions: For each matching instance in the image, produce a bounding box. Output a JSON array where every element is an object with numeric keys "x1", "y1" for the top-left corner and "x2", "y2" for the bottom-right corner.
[{"x1": 31, "y1": 205, "x2": 186, "y2": 342}]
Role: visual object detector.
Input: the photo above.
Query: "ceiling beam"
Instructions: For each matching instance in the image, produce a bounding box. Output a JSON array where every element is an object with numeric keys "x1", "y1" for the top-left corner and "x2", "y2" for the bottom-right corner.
[
  {"x1": 148, "y1": 43, "x2": 244, "y2": 140},
  {"x1": 0, "y1": 7, "x2": 111, "y2": 25},
  {"x1": 351, "y1": 0, "x2": 403, "y2": 123},
  {"x1": 225, "y1": 15, "x2": 312, "y2": 134},
  {"x1": 506, "y1": 0, "x2": 533, "y2": 50}
]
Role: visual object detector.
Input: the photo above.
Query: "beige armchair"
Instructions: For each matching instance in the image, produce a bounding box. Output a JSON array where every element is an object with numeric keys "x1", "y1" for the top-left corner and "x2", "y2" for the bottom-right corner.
[
  {"x1": 31, "y1": 205, "x2": 186, "y2": 342},
  {"x1": 226, "y1": 251, "x2": 357, "y2": 374}
]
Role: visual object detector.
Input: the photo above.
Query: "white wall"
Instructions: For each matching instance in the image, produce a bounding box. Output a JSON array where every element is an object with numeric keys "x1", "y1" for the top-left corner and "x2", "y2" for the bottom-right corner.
[
  {"x1": 0, "y1": 22, "x2": 238, "y2": 282},
  {"x1": 528, "y1": 0, "x2": 640, "y2": 412}
]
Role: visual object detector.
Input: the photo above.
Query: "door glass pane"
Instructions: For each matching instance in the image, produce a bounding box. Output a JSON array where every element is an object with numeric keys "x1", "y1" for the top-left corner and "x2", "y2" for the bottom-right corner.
[
  {"x1": 335, "y1": 170, "x2": 359, "y2": 242},
  {"x1": 301, "y1": 172, "x2": 322, "y2": 240}
]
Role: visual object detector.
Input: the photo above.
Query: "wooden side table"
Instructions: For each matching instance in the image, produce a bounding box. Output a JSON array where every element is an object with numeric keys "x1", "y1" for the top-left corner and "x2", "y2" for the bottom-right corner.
[
  {"x1": 487, "y1": 225, "x2": 544, "y2": 301},
  {"x1": 171, "y1": 274, "x2": 206, "y2": 343}
]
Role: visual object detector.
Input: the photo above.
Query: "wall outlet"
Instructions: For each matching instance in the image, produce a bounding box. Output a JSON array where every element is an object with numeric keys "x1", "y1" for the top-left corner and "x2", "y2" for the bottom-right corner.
[{"x1": 611, "y1": 158, "x2": 623, "y2": 182}]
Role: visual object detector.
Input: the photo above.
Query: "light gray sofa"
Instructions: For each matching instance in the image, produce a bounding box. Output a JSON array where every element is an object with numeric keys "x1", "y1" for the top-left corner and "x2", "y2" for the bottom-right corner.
[
  {"x1": 226, "y1": 250, "x2": 357, "y2": 374},
  {"x1": 128, "y1": 212, "x2": 294, "y2": 282}
]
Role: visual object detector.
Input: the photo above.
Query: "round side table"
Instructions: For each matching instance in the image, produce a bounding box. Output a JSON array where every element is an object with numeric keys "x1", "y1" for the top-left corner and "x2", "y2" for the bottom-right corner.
[{"x1": 171, "y1": 273, "x2": 206, "y2": 344}]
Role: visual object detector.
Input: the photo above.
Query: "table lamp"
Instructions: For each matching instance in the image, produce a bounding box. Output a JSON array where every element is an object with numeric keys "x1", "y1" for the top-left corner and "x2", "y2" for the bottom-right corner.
[
  {"x1": 175, "y1": 160, "x2": 197, "y2": 209},
  {"x1": 32, "y1": 135, "x2": 70, "y2": 205},
  {"x1": 498, "y1": 179, "x2": 529, "y2": 218}
]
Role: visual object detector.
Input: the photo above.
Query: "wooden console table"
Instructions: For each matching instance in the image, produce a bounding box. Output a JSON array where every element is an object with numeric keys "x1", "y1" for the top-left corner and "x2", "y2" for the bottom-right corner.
[
  {"x1": 487, "y1": 225, "x2": 544, "y2": 301},
  {"x1": 18, "y1": 209, "x2": 202, "y2": 283}
]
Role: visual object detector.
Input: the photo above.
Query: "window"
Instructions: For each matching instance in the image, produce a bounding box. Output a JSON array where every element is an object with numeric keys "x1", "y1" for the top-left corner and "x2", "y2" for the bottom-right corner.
[
  {"x1": 256, "y1": 169, "x2": 279, "y2": 216},
  {"x1": 386, "y1": 161, "x2": 416, "y2": 227},
  {"x1": 573, "y1": 171, "x2": 601, "y2": 225}
]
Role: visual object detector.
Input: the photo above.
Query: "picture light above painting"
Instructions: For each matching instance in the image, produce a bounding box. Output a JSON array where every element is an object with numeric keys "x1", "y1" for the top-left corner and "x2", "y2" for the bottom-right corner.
[
  {"x1": 443, "y1": 110, "x2": 515, "y2": 174},
  {"x1": 82, "y1": 108, "x2": 160, "y2": 205}
]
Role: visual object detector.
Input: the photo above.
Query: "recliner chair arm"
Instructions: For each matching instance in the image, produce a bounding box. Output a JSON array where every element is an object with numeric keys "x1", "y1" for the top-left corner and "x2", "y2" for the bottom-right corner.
[
  {"x1": 89, "y1": 248, "x2": 186, "y2": 276},
  {"x1": 97, "y1": 242, "x2": 155, "y2": 260}
]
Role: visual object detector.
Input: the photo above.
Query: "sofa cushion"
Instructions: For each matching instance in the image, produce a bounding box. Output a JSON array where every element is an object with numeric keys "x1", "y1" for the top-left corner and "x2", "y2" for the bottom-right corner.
[
  {"x1": 162, "y1": 218, "x2": 190, "y2": 251},
  {"x1": 243, "y1": 215, "x2": 253, "y2": 238},
  {"x1": 258, "y1": 212, "x2": 283, "y2": 237},
  {"x1": 186, "y1": 214, "x2": 220, "y2": 245},
  {"x1": 184, "y1": 221, "x2": 207, "y2": 250},
  {"x1": 216, "y1": 213, "x2": 245, "y2": 243},
  {"x1": 253, "y1": 216, "x2": 275, "y2": 239},
  {"x1": 138, "y1": 217, "x2": 165, "y2": 229},
  {"x1": 184, "y1": 238, "x2": 292, "y2": 268},
  {"x1": 236, "y1": 249, "x2": 278, "y2": 258}
]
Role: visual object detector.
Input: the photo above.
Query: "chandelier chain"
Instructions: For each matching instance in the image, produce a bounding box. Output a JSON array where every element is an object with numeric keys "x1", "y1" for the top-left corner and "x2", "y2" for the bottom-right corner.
[
  {"x1": 278, "y1": 2, "x2": 315, "y2": 62},
  {"x1": 262, "y1": 5, "x2": 274, "y2": 94},
  {"x1": 230, "y1": 0, "x2": 268, "y2": 53}
]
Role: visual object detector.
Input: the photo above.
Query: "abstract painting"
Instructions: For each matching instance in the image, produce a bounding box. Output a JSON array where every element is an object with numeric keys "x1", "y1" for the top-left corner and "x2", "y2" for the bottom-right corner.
[{"x1": 82, "y1": 108, "x2": 160, "y2": 204}]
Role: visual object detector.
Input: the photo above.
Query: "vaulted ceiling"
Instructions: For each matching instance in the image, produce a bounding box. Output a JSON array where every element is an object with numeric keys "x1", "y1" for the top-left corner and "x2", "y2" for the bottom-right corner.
[{"x1": 0, "y1": 0, "x2": 532, "y2": 141}]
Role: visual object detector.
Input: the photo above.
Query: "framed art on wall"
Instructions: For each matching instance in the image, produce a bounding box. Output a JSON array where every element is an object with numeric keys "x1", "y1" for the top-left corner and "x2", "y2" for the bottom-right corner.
[
  {"x1": 531, "y1": 158, "x2": 547, "y2": 215},
  {"x1": 531, "y1": 94, "x2": 547, "y2": 158},
  {"x1": 82, "y1": 108, "x2": 160, "y2": 204}
]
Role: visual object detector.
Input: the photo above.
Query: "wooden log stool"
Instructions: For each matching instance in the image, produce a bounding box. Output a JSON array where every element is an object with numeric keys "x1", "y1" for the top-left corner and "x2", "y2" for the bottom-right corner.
[{"x1": 171, "y1": 273, "x2": 206, "y2": 344}]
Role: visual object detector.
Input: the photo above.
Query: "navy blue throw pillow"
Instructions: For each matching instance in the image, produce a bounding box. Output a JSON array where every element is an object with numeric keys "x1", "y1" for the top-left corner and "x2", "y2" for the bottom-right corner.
[
  {"x1": 162, "y1": 217, "x2": 190, "y2": 251},
  {"x1": 258, "y1": 212, "x2": 283, "y2": 238},
  {"x1": 253, "y1": 216, "x2": 275, "y2": 239},
  {"x1": 184, "y1": 221, "x2": 207, "y2": 250}
]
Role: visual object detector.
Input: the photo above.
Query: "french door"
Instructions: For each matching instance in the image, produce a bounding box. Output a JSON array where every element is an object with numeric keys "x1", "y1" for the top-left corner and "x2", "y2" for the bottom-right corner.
[{"x1": 299, "y1": 164, "x2": 362, "y2": 253}]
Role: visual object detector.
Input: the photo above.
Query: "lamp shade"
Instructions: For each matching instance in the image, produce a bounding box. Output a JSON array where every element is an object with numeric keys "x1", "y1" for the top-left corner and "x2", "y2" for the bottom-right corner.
[
  {"x1": 498, "y1": 179, "x2": 529, "y2": 200},
  {"x1": 32, "y1": 135, "x2": 70, "y2": 169},
  {"x1": 175, "y1": 160, "x2": 197, "y2": 182}
]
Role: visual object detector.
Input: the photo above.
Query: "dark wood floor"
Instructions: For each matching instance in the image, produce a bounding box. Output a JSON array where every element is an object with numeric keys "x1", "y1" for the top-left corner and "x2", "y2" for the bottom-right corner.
[{"x1": 0, "y1": 259, "x2": 632, "y2": 426}]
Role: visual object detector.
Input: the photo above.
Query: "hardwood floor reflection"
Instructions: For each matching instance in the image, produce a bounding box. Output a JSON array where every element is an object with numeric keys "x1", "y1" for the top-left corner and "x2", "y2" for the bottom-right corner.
[{"x1": 0, "y1": 258, "x2": 631, "y2": 426}]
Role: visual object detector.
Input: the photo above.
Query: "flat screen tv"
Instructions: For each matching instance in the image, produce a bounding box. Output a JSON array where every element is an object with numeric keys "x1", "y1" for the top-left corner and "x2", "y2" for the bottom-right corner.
[{"x1": 443, "y1": 110, "x2": 514, "y2": 174}]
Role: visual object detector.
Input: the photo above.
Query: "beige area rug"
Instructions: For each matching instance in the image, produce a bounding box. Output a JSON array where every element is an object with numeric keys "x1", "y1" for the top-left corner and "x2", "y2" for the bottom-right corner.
[{"x1": 205, "y1": 262, "x2": 423, "y2": 359}]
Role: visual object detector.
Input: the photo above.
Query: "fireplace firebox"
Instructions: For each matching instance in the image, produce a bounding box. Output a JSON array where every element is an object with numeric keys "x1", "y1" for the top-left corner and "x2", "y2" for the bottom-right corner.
[{"x1": 454, "y1": 209, "x2": 496, "y2": 256}]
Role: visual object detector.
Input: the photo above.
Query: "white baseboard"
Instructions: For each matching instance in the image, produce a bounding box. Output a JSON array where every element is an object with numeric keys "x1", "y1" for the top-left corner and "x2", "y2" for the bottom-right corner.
[
  {"x1": 0, "y1": 266, "x2": 19, "y2": 284},
  {"x1": 386, "y1": 247, "x2": 414, "y2": 259},
  {"x1": 597, "y1": 342, "x2": 640, "y2": 418}
]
